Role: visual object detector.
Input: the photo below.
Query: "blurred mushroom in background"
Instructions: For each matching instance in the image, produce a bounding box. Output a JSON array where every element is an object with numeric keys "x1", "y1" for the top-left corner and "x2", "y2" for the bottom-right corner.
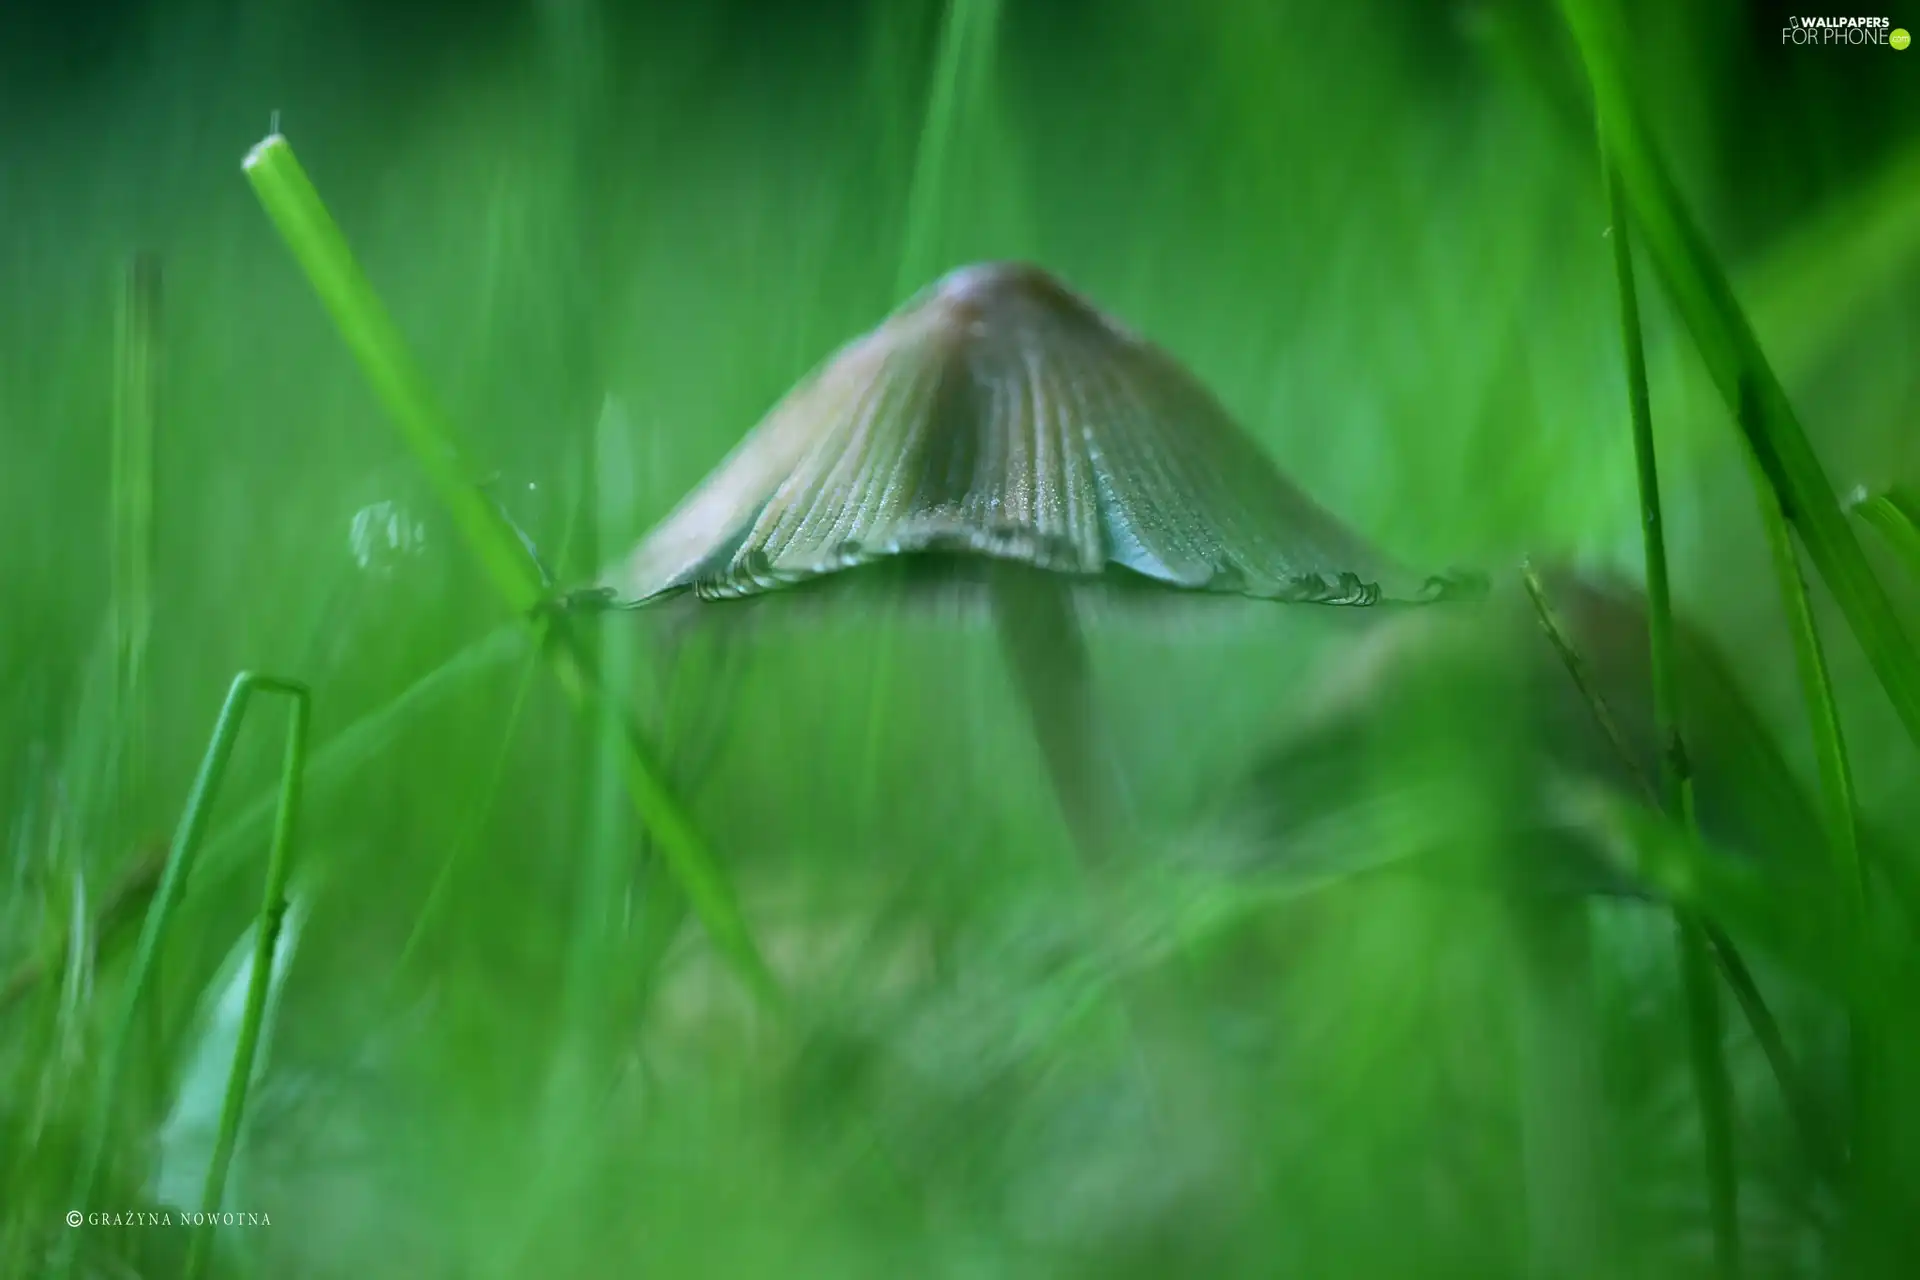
[
  {"x1": 1210, "y1": 562, "x2": 1864, "y2": 1279},
  {"x1": 597, "y1": 261, "x2": 1479, "y2": 863},
  {"x1": 1219, "y1": 563, "x2": 1847, "y2": 892}
]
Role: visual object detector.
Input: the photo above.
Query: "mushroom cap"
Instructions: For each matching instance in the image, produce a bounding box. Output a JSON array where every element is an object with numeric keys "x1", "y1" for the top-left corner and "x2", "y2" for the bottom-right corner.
[
  {"x1": 600, "y1": 262, "x2": 1477, "y2": 615},
  {"x1": 1218, "y1": 565, "x2": 1827, "y2": 897}
]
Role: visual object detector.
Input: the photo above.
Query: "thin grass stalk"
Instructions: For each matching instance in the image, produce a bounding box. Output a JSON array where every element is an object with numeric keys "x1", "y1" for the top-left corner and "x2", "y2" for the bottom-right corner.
[
  {"x1": 110, "y1": 252, "x2": 159, "y2": 839},
  {"x1": 1514, "y1": 654, "x2": 1743, "y2": 1280},
  {"x1": 564, "y1": 403, "x2": 675, "y2": 1036},
  {"x1": 538, "y1": 0, "x2": 624, "y2": 1063},
  {"x1": 856, "y1": 0, "x2": 1005, "y2": 840},
  {"x1": 1556, "y1": 0, "x2": 1920, "y2": 753},
  {"x1": 239, "y1": 133, "x2": 780, "y2": 1011},
  {"x1": 1703, "y1": 924, "x2": 1843, "y2": 1185},
  {"x1": 184, "y1": 687, "x2": 310, "y2": 1280},
  {"x1": 1675, "y1": 911, "x2": 1740, "y2": 1278},
  {"x1": 1747, "y1": 438, "x2": 1865, "y2": 915},
  {"x1": 1, "y1": 629, "x2": 527, "y2": 1022},
  {"x1": 193, "y1": 626, "x2": 523, "y2": 883},
  {"x1": 551, "y1": 439, "x2": 628, "y2": 1030},
  {"x1": 239, "y1": 135, "x2": 553, "y2": 619},
  {"x1": 579, "y1": 396, "x2": 685, "y2": 1027},
  {"x1": 1519, "y1": 565, "x2": 1637, "y2": 762},
  {"x1": 1520, "y1": 569, "x2": 1839, "y2": 1183},
  {"x1": 1575, "y1": 781, "x2": 1872, "y2": 1012},
  {"x1": 1476, "y1": 7, "x2": 1920, "y2": 406},
  {"x1": 1739, "y1": 381, "x2": 1875, "y2": 1195},
  {"x1": 864, "y1": 0, "x2": 933, "y2": 222},
  {"x1": 894, "y1": 0, "x2": 1002, "y2": 298},
  {"x1": 392, "y1": 640, "x2": 542, "y2": 982},
  {"x1": 1601, "y1": 160, "x2": 1741, "y2": 1279},
  {"x1": 1505, "y1": 576, "x2": 1626, "y2": 1279},
  {"x1": 1851, "y1": 486, "x2": 1920, "y2": 585},
  {"x1": 1564, "y1": 0, "x2": 1887, "y2": 1237},
  {"x1": 513, "y1": 440, "x2": 639, "y2": 1278},
  {"x1": 1577, "y1": 784, "x2": 1920, "y2": 1271},
  {"x1": 57, "y1": 674, "x2": 308, "y2": 1280}
]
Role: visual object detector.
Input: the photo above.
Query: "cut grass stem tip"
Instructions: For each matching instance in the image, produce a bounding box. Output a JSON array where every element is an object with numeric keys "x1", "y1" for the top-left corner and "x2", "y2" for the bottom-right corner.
[{"x1": 239, "y1": 132, "x2": 780, "y2": 1013}]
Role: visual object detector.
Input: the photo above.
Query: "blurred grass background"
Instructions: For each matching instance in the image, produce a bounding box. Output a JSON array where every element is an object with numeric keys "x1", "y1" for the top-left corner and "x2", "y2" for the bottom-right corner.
[{"x1": 2, "y1": 0, "x2": 1917, "y2": 1276}]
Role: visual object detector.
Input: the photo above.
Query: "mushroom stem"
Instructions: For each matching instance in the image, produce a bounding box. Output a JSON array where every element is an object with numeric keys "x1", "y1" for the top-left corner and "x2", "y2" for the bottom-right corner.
[{"x1": 987, "y1": 564, "x2": 1115, "y2": 863}]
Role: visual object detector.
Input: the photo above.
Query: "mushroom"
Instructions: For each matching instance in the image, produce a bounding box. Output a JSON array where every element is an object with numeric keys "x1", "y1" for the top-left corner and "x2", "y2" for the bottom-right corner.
[
  {"x1": 597, "y1": 262, "x2": 1479, "y2": 860},
  {"x1": 1221, "y1": 563, "x2": 1831, "y2": 888},
  {"x1": 1214, "y1": 564, "x2": 1845, "y2": 1279}
]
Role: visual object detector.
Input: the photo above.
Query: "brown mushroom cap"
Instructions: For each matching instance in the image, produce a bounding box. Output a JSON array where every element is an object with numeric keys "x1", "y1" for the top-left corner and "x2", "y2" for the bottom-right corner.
[
  {"x1": 599, "y1": 262, "x2": 1475, "y2": 616},
  {"x1": 1220, "y1": 565, "x2": 1831, "y2": 896}
]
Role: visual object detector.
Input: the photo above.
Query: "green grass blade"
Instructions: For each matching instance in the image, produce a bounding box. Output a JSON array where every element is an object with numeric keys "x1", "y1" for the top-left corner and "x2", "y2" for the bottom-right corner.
[
  {"x1": 860, "y1": 0, "x2": 1006, "y2": 840},
  {"x1": 1851, "y1": 486, "x2": 1920, "y2": 585},
  {"x1": 1476, "y1": 11, "x2": 1920, "y2": 398},
  {"x1": 895, "y1": 0, "x2": 1002, "y2": 297},
  {"x1": 1741, "y1": 142, "x2": 1920, "y2": 383},
  {"x1": 0, "y1": 629, "x2": 526, "y2": 1020},
  {"x1": 1556, "y1": 0, "x2": 1920, "y2": 753},
  {"x1": 239, "y1": 133, "x2": 780, "y2": 1011},
  {"x1": 59, "y1": 673, "x2": 308, "y2": 1280},
  {"x1": 1600, "y1": 155, "x2": 1742, "y2": 1279},
  {"x1": 1601, "y1": 163, "x2": 1677, "y2": 814},
  {"x1": 198, "y1": 627, "x2": 525, "y2": 884},
  {"x1": 1524, "y1": 572, "x2": 1741, "y2": 1276},
  {"x1": 560, "y1": 428, "x2": 626, "y2": 1028},
  {"x1": 1702, "y1": 924, "x2": 1845, "y2": 1187},
  {"x1": 1749, "y1": 452, "x2": 1863, "y2": 909},
  {"x1": 110, "y1": 253, "x2": 159, "y2": 851},
  {"x1": 392, "y1": 637, "x2": 543, "y2": 983},
  {"x1": 1748, "y1": 446, "x2": 1876, "y2": 1187},
  {"x1": 184, "y1": 683, "x2": 310, "y2": 1280},
  {"x1": 1520, "y1": 568, "x2": 1847, "y2": 1190},
  {"x1": 1674, "y1": 912, "x2": 1739, "y2": 1280},
  {"x1": 1737, "y1": 379, "x2": 1877, "y2": 1187},
  {"x1": 237, "y1": 136, "x2": 542, "y2": 617},
  {"x1": 1576, "y1": 782, "x2": 1880, "y2": 1020}
]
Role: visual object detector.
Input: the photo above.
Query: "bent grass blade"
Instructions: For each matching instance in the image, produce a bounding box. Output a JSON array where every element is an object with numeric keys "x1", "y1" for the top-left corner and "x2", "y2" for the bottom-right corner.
[
  {"x1": 58, "y1": 674, "x2": 310, "y2": 1280},
  {"x1": 239, "y1": 133, "x2": 779, "y2": 1012}
]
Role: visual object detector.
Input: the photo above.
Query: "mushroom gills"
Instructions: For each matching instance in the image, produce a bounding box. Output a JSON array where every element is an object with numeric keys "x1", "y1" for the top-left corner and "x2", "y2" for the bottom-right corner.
[{"x1": 600, "y1": 261, "x2": 1476, "y2": 614}]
